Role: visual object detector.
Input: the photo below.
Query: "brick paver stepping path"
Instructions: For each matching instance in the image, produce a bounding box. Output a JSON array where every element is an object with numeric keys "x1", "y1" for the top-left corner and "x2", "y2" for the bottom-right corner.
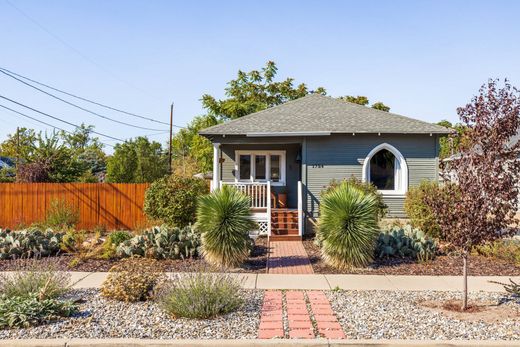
[
  {"x1": 267, "y1": 241, "x2": 314, "y2": 274},
  {"x1": 257, "y1": 290, "x2": 346, "y2": 339}
]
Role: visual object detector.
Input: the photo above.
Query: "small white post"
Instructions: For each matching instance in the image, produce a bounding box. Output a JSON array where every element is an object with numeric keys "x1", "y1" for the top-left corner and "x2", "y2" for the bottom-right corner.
[
  {"x1": 212, "y1": 143, "x2": 220, "y2": 191},
  {"x1": 267, "y1": 181, "x2": 272, "y2": 238},
  {"x1": 297, "y1": 180, "x2": 303, "y2": 236}
]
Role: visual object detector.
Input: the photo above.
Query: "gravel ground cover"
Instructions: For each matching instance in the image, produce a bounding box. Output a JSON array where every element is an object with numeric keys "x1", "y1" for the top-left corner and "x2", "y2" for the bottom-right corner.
[
  {"x1": 0, "y1": 289, "x2": 263, "y2": 339},
  {"x1": 0, "y1": 237, "x2": 268, "y2": 273},
  {"x1": 303, "y1": 239, "x2": 520, "y2": 276},
  {"x1": 328, "y1": 290, "x2": 520, "y2": 340}
]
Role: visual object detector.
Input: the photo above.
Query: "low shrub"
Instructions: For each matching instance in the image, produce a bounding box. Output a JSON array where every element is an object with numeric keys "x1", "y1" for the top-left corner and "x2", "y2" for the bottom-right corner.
[
  {"x1": 100, "y1": 258, "x2": 165, "y2": 302},
  {"x1": 144, "y1": 175, "x2": 209, "y2": 227},
  {"x1": 376, "y1": 225, "x2": 437, "y2": 262},
  {"x1": 116, "y1": 225, "x2": 199, "y2": 259},
  {"x1": 44, "y1": 199, "x2": 80, "y2": 230},
  {"x1": 318, "y1": 181, "x2": 380, "y2": 269},
  {"x1": 489, "y1": 278, "x2": 520, "y2": 296},
  {"x1": 102, "y1": 231, "x2": 133, "y2": 259},
  {"x1": 0, "y1": 259, "x2": 76, "y2": 328},
  {"x1": 0, "y1": 229, "x2": 63, "y2": 260},
  {"x1": 196, "y1": 185, "x2": 256, "y2": 268},
  {"x1": 158, "y1": 272, "x2": 244, "y2": 319},
  {"x1": 60, "y1": 229, "x2": 86, "y2": 253},
  {"x1": 323, "y1": 177, "x2": 387, "y2": 218},
  {"x1": 472, "y1": 238, "x2": 520, "y2": 265},
  {"x1": 404, "y1": 181, "x2": 442, "y2": 239},
  {"x1": 0, "y1": 259, "x2": 71, "y2": 300},
  {"x1": 0, "y1": 294, "x2": 77, "y2": 328}
]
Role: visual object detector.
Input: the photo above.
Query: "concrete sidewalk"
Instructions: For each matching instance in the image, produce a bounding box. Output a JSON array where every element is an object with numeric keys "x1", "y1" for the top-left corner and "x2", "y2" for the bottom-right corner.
[{"x1": 61, "y1": 272, "x2": 520, "y2": 292}]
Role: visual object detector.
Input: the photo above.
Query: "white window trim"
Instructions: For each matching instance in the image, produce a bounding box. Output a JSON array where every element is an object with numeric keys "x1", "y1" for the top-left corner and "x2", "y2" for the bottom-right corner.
[
  {"x1": 361, "y1": 143, "x2": 408, "y2": 196},
  {"x1": 235, "y1": 150, "x2": 286, "y2": 186}
]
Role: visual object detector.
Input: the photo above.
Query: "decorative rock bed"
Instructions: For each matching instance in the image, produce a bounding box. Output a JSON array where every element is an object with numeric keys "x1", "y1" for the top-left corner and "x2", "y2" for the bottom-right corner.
[
  {"x1": 327, "y1": 290, "x2": 520, "y2": 340},
  {"x1": 0, "y1": 289, "x2": 263, "y2": 339}
]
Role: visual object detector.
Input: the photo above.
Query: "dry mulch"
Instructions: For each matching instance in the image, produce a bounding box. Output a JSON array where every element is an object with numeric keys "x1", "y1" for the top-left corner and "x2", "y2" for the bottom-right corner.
[
  {"x1": 0, "y1": 236, "x2": 268, "y2": 273},
  {"x1": 302, "y1": 238, "x2": 520, "y2": 276}
]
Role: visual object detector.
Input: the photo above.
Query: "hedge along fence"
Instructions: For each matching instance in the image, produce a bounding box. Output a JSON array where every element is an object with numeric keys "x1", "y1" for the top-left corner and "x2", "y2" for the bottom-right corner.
[{"x1": 0, "y1": 183, "x2": 150, "y2": 230}]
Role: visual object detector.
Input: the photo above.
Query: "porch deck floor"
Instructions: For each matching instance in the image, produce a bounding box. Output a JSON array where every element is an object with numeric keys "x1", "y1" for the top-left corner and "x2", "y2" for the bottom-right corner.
[{"x1": 267, "y1": 241, "x2": 314, "y2": 274}]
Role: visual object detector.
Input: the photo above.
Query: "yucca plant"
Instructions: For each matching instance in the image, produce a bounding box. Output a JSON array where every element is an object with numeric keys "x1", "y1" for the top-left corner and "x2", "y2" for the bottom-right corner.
[
  {"x1": 318, "y1": 182, "x2": 380, "y2": 269},
  {"x1": 196, "y1": 185, "x2": 256, "y2": 268}
]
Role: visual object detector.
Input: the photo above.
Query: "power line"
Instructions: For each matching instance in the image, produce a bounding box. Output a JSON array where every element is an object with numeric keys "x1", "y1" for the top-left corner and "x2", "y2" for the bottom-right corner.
[
  {"x1": 0, "y1": 67, "x2": 185, "y2": 128},
  {"x1": 0, "y1": 69, "x2": 169, "y2": 131},
  {"x1": 0, "y1": 104, "x2": 115, "y2": 148},
  {"x1": 0, "y1": 95, "x2": 125, "y2": 142},
  {"x1": 4, "y1": 0, "x2": 159, "y2": 99}
]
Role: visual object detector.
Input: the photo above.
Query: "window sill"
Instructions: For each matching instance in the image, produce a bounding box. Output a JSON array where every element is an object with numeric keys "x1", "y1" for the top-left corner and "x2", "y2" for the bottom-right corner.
[{"x1": 378, "y1": 191, "x2": 406, "y2": 197}]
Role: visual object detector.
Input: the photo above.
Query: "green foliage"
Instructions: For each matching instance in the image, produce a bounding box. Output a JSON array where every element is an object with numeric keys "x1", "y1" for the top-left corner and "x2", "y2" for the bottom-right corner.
[
  {"x1": 0, "y1": 294, "x2": 77, "y2": 328},
  {"x1": 339, "y1": 96, "x2": 391, "y2": 112},
  {"x1": 0, "y1": 260, "x2": 71, "y2": 300},
  {"x1": 202, "y1": 61, "x2": 326, "y2": 121},
  {"x1": 404, "y1": 181, "x2": 442, "y2": 239},
  {"x1": 60, "y1": 230, "x2": 86, "y2": 253},
  {"x1": 44, "y1": 199, "x2": 80, "y2": 229},
  {"x1": 100, "y1": 258, "x2": 165, "y2": 302},
  {"x1": 0, "y1": 229, "x2": 63, "y2": 260},
  {"x1": 323, "y1": 177, "x2": 387, "y2": 218},
  {"x1": 436, "y1": 120, "x2": 467, "y2": 159},
  {"x1": 102, "y1": 231, "x2": 133, "y2": 259},
  {"x1": 172, "y1": 114, "x2": 221, "y2": 174},
  {"x1": 472, "y1": 238, "x2": 520, "y2": 265},
  {"x1": 376, "y1": 225, "x2": 437, "y2": 262},
  {"x1": 106, "y1": 136, "x2": 168, "y2": 183},
  {"x1": 0, "y1": 125, "x2": 106, "y2": 183},
  {"x1": 317, "y1": 181, "x2": 380, "y2": 269},
  {"x1": 158, "y1": 272, "x2": 244, "y2": 319},
  {"x1": 116, "y1": 225, "x2": 200, "y2": 259},
  {"x1": 0, "y1": 260, "x2": 76, "y2": 328},
  {"x1": 196, "y1": 185, "x2": 256, "y2": 267},
  {"x1": 144, "y1": 175, "x2": 209, "y2": 227}
]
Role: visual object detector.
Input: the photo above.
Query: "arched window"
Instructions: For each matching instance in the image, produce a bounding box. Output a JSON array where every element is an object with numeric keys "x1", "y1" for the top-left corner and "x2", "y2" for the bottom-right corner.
[{"x1": 362, "y1": 143, "x2": 408, "y2": 195}]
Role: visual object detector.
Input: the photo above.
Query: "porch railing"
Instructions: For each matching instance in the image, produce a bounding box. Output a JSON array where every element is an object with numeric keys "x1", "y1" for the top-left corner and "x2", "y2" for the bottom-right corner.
[{"x1": 220, "y1": 182, "x2": 270, "y2": 209}]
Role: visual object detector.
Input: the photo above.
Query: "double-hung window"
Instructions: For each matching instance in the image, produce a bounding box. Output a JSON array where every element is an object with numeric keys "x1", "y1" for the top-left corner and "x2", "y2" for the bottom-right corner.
[{"x1": 236, "y1": 150, "x2": 286, "y2": 186}]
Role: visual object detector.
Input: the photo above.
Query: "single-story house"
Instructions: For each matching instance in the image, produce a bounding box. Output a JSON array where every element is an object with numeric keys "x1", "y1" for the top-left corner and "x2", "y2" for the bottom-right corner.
[{"x1": 199, "y1": 94, "x2": 450, "y2": 240}]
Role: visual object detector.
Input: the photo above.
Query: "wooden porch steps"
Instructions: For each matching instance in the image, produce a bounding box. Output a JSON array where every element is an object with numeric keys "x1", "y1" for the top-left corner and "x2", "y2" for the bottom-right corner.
[{"x1": 270, "y1": 209, "x2": 301, "y2": 241}]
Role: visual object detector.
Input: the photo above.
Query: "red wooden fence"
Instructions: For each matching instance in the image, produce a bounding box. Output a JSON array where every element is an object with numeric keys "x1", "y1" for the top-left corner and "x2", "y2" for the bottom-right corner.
[{"x1": 0, "y1": 183, "x2": 150, "y2": 230}]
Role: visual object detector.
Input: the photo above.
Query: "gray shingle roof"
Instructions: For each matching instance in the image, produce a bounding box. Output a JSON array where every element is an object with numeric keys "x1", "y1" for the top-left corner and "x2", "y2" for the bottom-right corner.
[{"x1": 199, "y1": 94, "x2": 451, "y2": 136}]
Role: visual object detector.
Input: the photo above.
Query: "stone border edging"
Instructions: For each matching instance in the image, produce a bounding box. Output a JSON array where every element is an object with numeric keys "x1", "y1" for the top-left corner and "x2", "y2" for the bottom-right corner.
[{"x1": 0, "y1": 339, "x2": 518, "y2": 347}]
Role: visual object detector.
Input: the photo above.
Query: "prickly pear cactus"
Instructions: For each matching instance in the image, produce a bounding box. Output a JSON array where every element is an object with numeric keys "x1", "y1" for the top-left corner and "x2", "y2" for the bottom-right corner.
[
  {"x1": 376, "y1": 225, "x2": 437, "y2": 262},
  {"x1": 116, "y1": 225, "x2": 200, "y2": 260},
  {"x1": 0, "y1": 229, "x2": 63, "y2": 260}
]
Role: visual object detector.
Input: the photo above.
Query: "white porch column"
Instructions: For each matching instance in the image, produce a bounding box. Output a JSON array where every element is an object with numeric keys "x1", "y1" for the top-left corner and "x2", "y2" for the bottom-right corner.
[{"x1": 211, "y1": 143, "x2": 221, "y2": 191}]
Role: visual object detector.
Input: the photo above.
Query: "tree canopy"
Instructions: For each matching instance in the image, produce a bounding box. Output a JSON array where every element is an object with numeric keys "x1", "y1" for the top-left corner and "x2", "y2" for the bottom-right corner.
[
  {"x1": 0, "y1": 125, "x2": 106, "y2": 183},
  {"x1": 106, "y1": 136, "x2": 168, "y2": 183},
  {"x1": 339, "y1": 95, "x2": 391, "y2": 112}
]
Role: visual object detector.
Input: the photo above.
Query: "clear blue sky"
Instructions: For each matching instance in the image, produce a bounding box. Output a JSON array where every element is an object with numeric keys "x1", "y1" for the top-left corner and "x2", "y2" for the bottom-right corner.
[{"x1": 1, "y1": 0, "x2": 519, "y2": 151}]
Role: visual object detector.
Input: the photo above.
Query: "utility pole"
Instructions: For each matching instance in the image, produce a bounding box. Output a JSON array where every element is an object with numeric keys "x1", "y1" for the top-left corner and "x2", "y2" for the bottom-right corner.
[{"x1": 168, "y1": 102, "x2": 174, "y2": 174}]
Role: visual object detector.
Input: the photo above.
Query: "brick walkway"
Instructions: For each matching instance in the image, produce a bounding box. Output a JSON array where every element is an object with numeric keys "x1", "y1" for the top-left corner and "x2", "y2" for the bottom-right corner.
[
  {"x1": 267, "y1": 241, "x2": 314, "y2": 274},
  {"x1": 258, "y1": 290, "x2": 346, "y2": 339}
]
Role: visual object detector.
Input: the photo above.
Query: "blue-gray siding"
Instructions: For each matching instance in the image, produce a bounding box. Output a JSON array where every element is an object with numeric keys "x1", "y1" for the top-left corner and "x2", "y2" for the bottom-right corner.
[{"x1": 304, "y1": 134, "x2": 439, "y2": 219}]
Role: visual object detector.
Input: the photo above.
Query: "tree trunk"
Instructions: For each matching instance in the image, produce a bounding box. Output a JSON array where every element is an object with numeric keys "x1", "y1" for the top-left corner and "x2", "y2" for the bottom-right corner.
[{"x1": 462, "y1": 252, "x2": 468, "y2": 310}]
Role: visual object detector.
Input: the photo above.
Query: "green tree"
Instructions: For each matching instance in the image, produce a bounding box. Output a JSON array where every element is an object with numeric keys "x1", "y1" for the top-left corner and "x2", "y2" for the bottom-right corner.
[
  {"x1": 106, "y1": 137, "x2": 168, "y2": 183},
  {"x1": 201, "y1": 61, "x2": 326, "y2": 121},
  {"x1": 340, "y1": 95, "x2": 391, "y2": 112},
  {"x1": 176, "y1": 61, "x2": 326, "y2": 173},
  {"x1": 436, "y1": 120, "x2": 467, "y2": 159}
]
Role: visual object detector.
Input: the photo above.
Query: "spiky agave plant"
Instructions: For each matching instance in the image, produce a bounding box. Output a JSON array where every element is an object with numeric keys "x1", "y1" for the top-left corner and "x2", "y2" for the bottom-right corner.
[
  {"x1": 196, "y1": 185, "x2": 256, "y2": 268},
  {"x1": 318, "y1": 182, "x2": 380, "y2": 269}
]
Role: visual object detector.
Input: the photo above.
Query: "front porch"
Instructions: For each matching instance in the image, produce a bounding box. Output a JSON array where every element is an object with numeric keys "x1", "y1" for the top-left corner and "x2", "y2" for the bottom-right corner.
[{"x1": 216, "y1": 181, "x2": 304, "y2": 240}]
